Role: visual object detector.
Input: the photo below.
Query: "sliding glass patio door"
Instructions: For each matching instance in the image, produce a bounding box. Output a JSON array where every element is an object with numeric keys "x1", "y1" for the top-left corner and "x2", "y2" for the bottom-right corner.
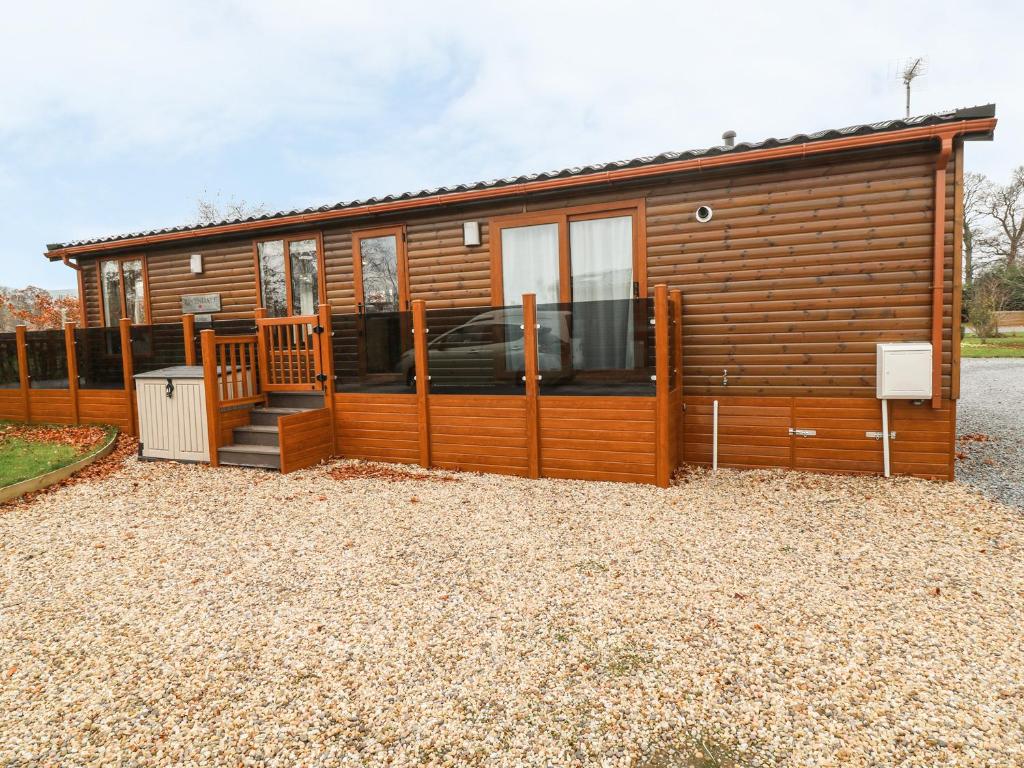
[
  {"x1": 500, "y1": 223, "x2": 561, "y2": 306},
  {"x1": 568, "y1": 215, "x2": 635, "y2": 369},
  {"x1": 495, "y1": 207, "x2": 640, "y2": 372}
]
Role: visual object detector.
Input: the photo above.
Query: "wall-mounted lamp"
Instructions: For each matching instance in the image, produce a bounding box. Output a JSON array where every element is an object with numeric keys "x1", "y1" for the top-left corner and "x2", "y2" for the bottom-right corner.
[
  {"x1": 463, "y1": 221, "x2": 481, "y2": 247},
  {"x1": 190, "y1": 254, "x2": 203, "y2": 274}
]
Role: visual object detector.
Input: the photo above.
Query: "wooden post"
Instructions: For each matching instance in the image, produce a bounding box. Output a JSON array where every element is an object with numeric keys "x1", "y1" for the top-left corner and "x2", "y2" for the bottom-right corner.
[
  {"x1": 254, "y1": 307, "x2": 268, "y2": 392},
  {"x1": 670, "y1": 289, "x2": 683, "y2": 470},
  {"x1": 15, "y1": 325, "x2": 30, "y2": 423},
  {"x1": 119, "y1": 317, "x2": 136, "y2": 436},
  {"x1": 318, "y1": 303, "x2": 337, "y2": 454},
  {"x1": 522, "y1": 293, "x2": 541, "y2": 479},
  {"x1": 654, "y1": 284, "x2": 671, "y2": 488},
  {"x1": 64, "y1": 322, "x2": 80, "y2": 425},
  {"x1": 182, "y1": 313, "x2": 196, "y2": 366},
  {"x1": 200, "y1": 329, "x2": 220, "y2": 467},
  {"x1": 412, "y1": 299, "x2": 431, "y2": 468}
]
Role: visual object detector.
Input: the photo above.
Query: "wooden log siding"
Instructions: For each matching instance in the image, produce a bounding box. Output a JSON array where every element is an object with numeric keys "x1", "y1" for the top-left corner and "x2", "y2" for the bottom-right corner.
[
  {"x1": 61, "y1": 141, "x2": 967, "y2": 481},
  {"x1": 645, "y1": 149, "x2": 958, "y2": 399},
  {"x1": 147, "y1": 241, "x2": 258, "y2": 323},
  {"x1": 78, "y1": 144, "x2": 959, "y2": 402},
  {"x1": 80, "y1": 260, "x2": 101, "y2": 327},
  {"x1": 322, "y1": 227, "x2": 356, "y2": 311}
]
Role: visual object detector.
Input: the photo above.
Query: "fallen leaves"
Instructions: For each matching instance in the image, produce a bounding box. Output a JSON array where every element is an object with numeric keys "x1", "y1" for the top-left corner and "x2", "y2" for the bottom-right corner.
[
  {"x1": 0, "y1": 423, "x2": 107, "y2": 452},
  {"x1": 328, "y1": 462, "x2": 459, "y2": 483}
]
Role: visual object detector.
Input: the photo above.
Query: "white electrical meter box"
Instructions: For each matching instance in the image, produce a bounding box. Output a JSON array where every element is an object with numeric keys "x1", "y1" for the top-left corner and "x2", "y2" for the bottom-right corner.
[{"x1": 876, "y1": 343, "x2": 932, "y2": 399}]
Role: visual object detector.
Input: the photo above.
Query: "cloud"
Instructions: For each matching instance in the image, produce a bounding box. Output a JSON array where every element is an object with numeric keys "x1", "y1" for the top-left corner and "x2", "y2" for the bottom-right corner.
[
  {"x1": 0, "y1": 0, "x2": 1021, "y2": 288},
  {"x1": 1, "y1": 1, "x2": 1017, "y2": 169}
]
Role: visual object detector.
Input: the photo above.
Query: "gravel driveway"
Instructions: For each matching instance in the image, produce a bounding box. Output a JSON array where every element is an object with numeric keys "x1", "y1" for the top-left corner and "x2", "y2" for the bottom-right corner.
[
  {"x1": 956, "y1": 358, "x2": 1024, "y2": 509},
  {"x1": 2, "y1": 456, "x2": 1022, "y2": 767}
]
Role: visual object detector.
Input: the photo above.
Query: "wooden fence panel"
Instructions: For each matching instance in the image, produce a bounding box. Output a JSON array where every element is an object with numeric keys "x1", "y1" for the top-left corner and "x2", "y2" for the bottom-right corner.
[
  {"x1": 78, "y1": 389, "x2": 133, "y2": 431},
  {"x1": 279, "y1": 408, "x2": 333, "y2": 473},
  {"x1": 539, "y1": 396, "x2": 657, "y2": 484},
  {"x1": 429, "y1": 394, "x2": 529, "y2": 476},
  {"x1": 0, "y1": 389, "x2": 27, "y2": 421},
  {"x1": 26, "y1": 391, "x2": 76, "y2": 425},
  {"x1": 334, "y1": 393, "x2": 420, "y2": 465}
]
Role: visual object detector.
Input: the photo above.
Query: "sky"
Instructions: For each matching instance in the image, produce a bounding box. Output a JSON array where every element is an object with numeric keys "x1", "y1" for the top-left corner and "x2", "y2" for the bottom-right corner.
[{"x1": 0, "y1": 0, "x2": 1021, "y2": 290}]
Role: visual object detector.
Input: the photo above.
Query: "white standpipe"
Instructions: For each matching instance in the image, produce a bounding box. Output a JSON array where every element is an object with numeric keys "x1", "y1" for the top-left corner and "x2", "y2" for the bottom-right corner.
[
  {"x1": 713, "y1": 399, "x2": 719, "y2": 471},
  {"x1": 881, "y1": 398, "x2": 891, "y2": 478}
]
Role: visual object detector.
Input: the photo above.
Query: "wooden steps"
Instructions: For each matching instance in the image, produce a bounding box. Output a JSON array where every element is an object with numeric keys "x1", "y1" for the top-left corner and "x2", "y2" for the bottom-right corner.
[{"x1": 218, "y1": 392, "x2": 326, "y2": 470}]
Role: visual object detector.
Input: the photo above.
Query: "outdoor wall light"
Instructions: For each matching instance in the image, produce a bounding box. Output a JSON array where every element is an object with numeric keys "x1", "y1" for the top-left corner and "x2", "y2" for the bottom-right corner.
[
  {"x1": 463, "y1": 221, "x2": 481, "y2": 247},
  {"x1": 190, "y1": 254, "x2": 203, "y2": 274}
]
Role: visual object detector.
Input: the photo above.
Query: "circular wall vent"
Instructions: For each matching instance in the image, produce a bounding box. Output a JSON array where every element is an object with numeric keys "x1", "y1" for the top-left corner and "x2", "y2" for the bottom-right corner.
[{"x1": 695, "y1": 205, "x2": 713, "y2": 223}]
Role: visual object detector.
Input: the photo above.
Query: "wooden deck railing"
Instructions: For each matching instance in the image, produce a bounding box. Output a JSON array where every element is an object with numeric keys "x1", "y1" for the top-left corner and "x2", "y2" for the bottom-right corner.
[
  {"x1": 213, "y1": 334, "x2": 262, "y2": 407},
  {"x1": 256, "y1": 315, "x2": 323, "y2": 391},
  {"x1": 200, "y1": 330, "x2": 265, "y2": 466}
]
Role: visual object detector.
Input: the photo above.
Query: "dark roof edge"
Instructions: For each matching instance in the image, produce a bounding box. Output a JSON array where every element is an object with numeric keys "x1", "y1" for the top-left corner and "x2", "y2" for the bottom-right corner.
[{"x1": 47, "y1": 104, "x2": 996, "y2": 258}]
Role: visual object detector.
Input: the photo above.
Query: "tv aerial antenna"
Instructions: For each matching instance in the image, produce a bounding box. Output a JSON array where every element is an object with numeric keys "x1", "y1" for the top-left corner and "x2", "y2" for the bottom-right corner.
[{"x1": 897, "y1": 57, "x2": 927, "y2": 118}]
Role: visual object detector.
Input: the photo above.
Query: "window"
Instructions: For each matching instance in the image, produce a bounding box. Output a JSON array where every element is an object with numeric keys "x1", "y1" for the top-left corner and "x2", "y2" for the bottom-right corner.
[
  {"x1": 500, "y1": 223, "x2": 560, "y2": 305},
  {"x1": 491, "y1": 203, "x2": 645, "y2": 372},
  {"x1": 491, "y1": 202, "x2": 645, "y2": 306},
  {"x1": 98, "y1": 256, "x2": 149, "y2": 326},
  {"x1": 353, "y1": 226, "x2": 409, "y2": 313},
  {"x1": 256, "y1": 235, "x2": 323, "y2": 317}
]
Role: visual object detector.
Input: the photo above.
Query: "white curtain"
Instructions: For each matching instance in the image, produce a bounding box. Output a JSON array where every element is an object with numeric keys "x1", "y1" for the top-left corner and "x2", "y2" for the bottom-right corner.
[
  {"x1": 501, "y1": 223, "x2": 560, "y2": 305},
  {"x1": 569, "y1": 216, "x2": 633, "y2": 302},
  {"x1": 569, "y1": 216, "x2": 634, "y2": 369}
]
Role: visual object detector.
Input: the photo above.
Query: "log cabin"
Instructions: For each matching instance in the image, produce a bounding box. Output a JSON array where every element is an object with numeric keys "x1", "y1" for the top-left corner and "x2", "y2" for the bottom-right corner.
[{"x1": 38, "y1": 104, "x2": 997, "y2": 484}]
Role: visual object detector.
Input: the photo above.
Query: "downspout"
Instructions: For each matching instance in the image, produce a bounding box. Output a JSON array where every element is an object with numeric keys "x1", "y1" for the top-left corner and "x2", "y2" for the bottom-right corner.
[
  {"x1": 61, "y1": 255, "x2": 87, "y2": 328},
  {"x1": 931, "y1": 136, "x2": 953, "y2": 410}
]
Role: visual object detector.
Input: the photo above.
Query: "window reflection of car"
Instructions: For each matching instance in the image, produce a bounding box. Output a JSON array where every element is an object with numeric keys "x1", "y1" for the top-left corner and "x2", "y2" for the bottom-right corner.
[{"x1": 397, "y1": 308, "x2": 571, "y2": 387}]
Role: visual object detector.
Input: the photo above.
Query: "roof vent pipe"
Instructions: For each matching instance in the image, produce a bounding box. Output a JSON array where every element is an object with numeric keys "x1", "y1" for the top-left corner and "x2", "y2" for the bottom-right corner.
[{"x1": 722, "y1": 130, "x2": 736, "y2": 148}]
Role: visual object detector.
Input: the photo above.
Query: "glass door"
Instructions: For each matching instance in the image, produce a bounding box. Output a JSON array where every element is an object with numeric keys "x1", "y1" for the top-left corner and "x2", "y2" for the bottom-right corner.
[
  {"x1": 354, "y1": 226, "x2": 409, "y2": 313},
  {"x1": 353, "y1": 226, "x2": 411, "y2": 380},
  {"x1": 494, "y1": 208, "x2": 640, "y2": 373},
  {"x1": 568, "y1": 214, "x2": 635, "y2": 369},
  {"x1": 256, "y1": 235, "x2": 322, "y2": 317},
  {"x1": 499, "y1": 222, "x2": 561, "y2": 306}
]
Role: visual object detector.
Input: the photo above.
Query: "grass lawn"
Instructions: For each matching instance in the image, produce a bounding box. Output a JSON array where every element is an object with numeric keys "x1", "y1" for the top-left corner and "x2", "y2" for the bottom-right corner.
[
  {"x1": 0, "y1": 423, "x2": 112, "y2": 487},
  {"x1": 0, "y1": 439, "x2": 81, "y2": 487},
  {"x1": 961, "y1": 331, "x2": 1024, "y2": 358}
]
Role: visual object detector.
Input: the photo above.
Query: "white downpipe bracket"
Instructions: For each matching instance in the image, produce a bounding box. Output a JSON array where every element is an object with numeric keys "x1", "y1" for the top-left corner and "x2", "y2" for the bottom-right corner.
[
  {"x1": 881, "y1": 399, "x2": 891, "y2": 478},
  {"x1": 712, "y1": 399, "x2": 719, "y2": 472}
]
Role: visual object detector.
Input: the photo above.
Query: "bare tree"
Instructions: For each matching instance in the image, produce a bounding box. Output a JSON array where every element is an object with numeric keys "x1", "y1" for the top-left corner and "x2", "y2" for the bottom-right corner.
[
  {"x1": 962, "y1": 171, "x2": 991, "y2": 287},
  {"x1": 967, "y1": 275, "x2": 1009, "y2": 339},
  {"x1": 195, "y1": 191, "x2": 270, "y2": 225},
  {"x1": 985, "y1": 166, "x2": 1024, "y2": 269}
]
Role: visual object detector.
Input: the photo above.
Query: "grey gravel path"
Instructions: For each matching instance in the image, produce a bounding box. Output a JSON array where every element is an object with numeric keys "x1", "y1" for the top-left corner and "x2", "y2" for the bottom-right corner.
[{"x1": 956, "y1": 358, "x2": 1024, "y2": 509}]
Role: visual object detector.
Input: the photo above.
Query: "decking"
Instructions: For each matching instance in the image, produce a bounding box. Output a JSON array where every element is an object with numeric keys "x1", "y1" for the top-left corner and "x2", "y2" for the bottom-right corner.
[{"x1": 0, "y1": 282, "x2": 954, "y2": 483}]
